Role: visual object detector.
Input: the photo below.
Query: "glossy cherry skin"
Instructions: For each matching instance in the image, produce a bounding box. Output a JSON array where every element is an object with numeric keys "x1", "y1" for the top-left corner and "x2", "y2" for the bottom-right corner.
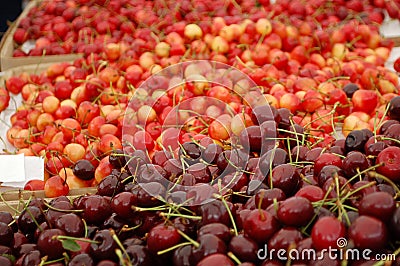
[
  {"x1": 348, "y1": 215, "x2": 388, "y2": 250},
  {"x1": 146, "y1": 224, "x2": 181, "y2": 254},
  {"x1": 198, "y1": 223, "x2": 231, "y2": 243},
  {"x1": 243, "y1": 209, "x2": 280, "y2": 245},
  {"x1": 268, "y1": 227, "x2": 303, "y2": 251},
  {"x1": 358, "y1": 192, "x2": 396, "y2": 222},
  {"x1": 254, "y1": 188, "x2": 286, "y2": 209},
  {"x1": 197, "y1": 254, "x2": 234, "y2": 266},
  {"x1": 90, "y1": 229, "x2": 118, "y2": 261},
  {"x1": 229, "y1": 234, "x2": 259, "y2": 263},
  {"x1": 376, "y1": 146, "x2": 400, "y2": 183},
  {"x1": 190, "y1": 234, "x2": 227, "y2": 265},
  {"x1": 311, "y1": 216, "x2": 346, "y2": 250},
  {"x1": 277, "y1": 197, "x2": 314, "y2": 226},
  {"x1": 37, "y1": 229, "x2": 66, "y2": 259}
]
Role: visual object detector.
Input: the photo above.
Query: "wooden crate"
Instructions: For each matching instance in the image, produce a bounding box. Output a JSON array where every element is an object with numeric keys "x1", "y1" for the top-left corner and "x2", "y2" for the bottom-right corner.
[
  {"x1": 0, "y1": 0, "x2": 82, "y2": 71},
  {"x1": 0, "y1": 187, "x2": 97, "y2": 213}
]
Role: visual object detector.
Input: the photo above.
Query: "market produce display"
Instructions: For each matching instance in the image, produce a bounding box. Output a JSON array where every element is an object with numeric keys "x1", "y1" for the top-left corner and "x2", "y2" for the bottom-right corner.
[{"x1": 0, "y1": 0, "x2": 399, "y2": 265}]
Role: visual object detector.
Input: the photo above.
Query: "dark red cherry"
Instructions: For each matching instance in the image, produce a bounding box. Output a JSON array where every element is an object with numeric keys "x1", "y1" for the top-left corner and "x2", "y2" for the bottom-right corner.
[
  {"x1": 228, "y1": 234, "x2": 259, "y2": 263},
  {"x1": 90, "y1": 229, "x2": 118, "y2": 261},
  {"x1": 358, "y1": 192, "x2": 396, "y2": 222},
  {"x1": 254, "y1": 188, "x2": 286, "y2": 209},
  {"x1": 37, "y1": 229, "x2": 66, "y2": 259},
  {"x1": 348, "y1": 215, "x2": 388, "y2": 250},
  {"x1": 311, "y1": 216, "x2": 346, "y2": 250},
  {"x1": 389, "y1": 207, "x2": 400, "y2": 240},
  {"x1": 197, "y1": 254, "x2": 234, "y2": 266},
  {"x1": 268, "y1": 227, "x2": 303, "y2": 251},
  {"x1": 243, "y1": 209, "x2": 280, "y2": 245},
  {"x1": 277, "y1": 197, "x2": 314, "y2": 226},
  {"x1": 0, "y1": 222, "x2": 13, "y2": 246},
  {"x1": 270, "y1": 163, "x2": 300, "y2": 196},
  {"x1": 147, "y1": 224, "x2": 181, "y2": 254},
  {"x1": 342, "y1": 151, "x2": 370, "y2": 178},
  {"x1": 55, "y1": 213, "x2": 85, "y2": 237},
  {"x1": 198, "y1": 223, "x2": 231, "y2": 243},
  {"x1": 191, "y1": 234, "x2": 227, "y2": 265}
]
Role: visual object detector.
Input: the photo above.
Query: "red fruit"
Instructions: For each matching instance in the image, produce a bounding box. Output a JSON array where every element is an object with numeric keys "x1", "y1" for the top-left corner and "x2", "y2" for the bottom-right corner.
[
  {"x1": 197, "y1": 254, "x2": 234, "y2": 266},
  {"x1": 76, "y1": 101, "x2": 100, "y2": 126},
  {"x1": 376, "y1": 146, "x2": 400, "y2": 183},
  {"x1": 146, "y1": 224, "x2": 181, "y2": 254},
  {"x1": 348, "y1": 215, "x2": 388, "y2": 250},
  {"x1": 394, "y1": 57, "x2": 400, "y2": 73},
  {"x1": 301, "y1": 90, "x2": 323, "y2": 113},
  {"x1": 44, "y1": 175, "x2": 69, "y2": 198},
  {"x1": 243, "y1": 209, "x2": 280, "y2": 244},
  {"x1": 277, "y1": 197, "x2": 314, "y2": 227},
  {"x1": 24, "y1": 180, "x2": 45, "y2": 191},
  {"x1": 358, "y1": 192, "x2": 396, "y2": 222},
  {"x1": 313, "y1": 153, "x2": 342, "y2": 177},
  {"x1": 352, "y1": 90, "x2": 378, "y2": 114},
  {"x1": 311, "y1": 217, "x2": 346, "y2": 250},
  {"x1": 13, "y1": 28, "x2": 28, "y2": 44},
  {"x1": 5, "y1": 76, "x2": 26, "y2": 94},
  {"x1": 0, "y1": 88, "x2": 10, "y2": 113}
]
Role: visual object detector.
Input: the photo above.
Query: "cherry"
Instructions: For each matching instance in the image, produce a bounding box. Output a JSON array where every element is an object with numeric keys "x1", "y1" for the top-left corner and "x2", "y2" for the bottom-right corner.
[
  {"x1": 295, "y1": 186, "x2": 324, "y2": 202},
  {"x1": 55, "y1": 213, "x2": 85, "y2": 237},
  {"x1": 111, "y1": 192, "x2": 136, "y2": 219},
  {"x1": 90, "y1": 229, "x2": 118, "y2": 261},
  {"x1": 201, "y1": 143, "x2": 223, "y2": 164},
  {"x1": 389, "y1": 207, "x2": 400, "y2": 240},
  {"x1": 73, "y1": 159, "x2": 95, "y2": 180},
  {"x1": 388, "y1": 96, "x2": 400, "y2": 121},
  {"x1": 146, "y1": 224, "x2": 181, "y2": 254},
  {"x1": 254, "y1": 188, "x2": 286, "y2": 209},
  {"x1": 125, "y1": 245, "x2": 154, "y2": 266},
  {"x1": 311, "y1": 216, "x2": 346, "y2": 250},
  {"x1": 229, "y1": 234, "x2": 259, "y2": 263},
  {"x1": 240, "y1": 125, "x2": 263, "y2": 152},
  {"x1": 138, "y1": 164, "x2": 168, "y2": 184},
  {"x1": 109, "y1": 149, "x2": 126, "y2": 169},
  {"x1": 198, "y1": 223, "x2": 231, "y2": 243},
  {"x1": 277, "y1": 197, "x2": 314, "y2": 226},
  {"x1": 17, "y1": 243, "x2": 38, "y2": 257},
  {"x1": 191, "y1": 234, "x2": 227, "y2": 265},
  {"x1": 197, "y1": 254, "x2": 234, "y2": 266},
  {"x1": 259, "y1": 148, "x2": 288, "y2": 175},
  {"x1": 68, "y1": 253, "x2": 94, "y2": 266},
  {"x1": 313, "y1": 153, "x2": 342, "y2": 177},
  {"x1": 365, "y1": 141, "x2": 388, "y2": 157},
  {"x1": 81, "y1": 195, "x2": 112, "y2": 225},
  {"x1": 0, "y1": 211, "x2": 17, "y2": 232},
  {"x1": 268, "y1": 227, "x2": 303, "y2": 251},
  {"x1": 348, "y1": 215, "x2": 388, "y2": 250},
  {"x1": 180, "y1": 141, "x2": 202, "y2": 160},
  {"x1": 342, "y1": 151, "x2": 370, "y2": 178},
  {"x1": 17, "y1": 206, "x2": 45, "y2": 235},
  {"x1": 358, "y1": 192, "x2": 396, "y2": 222},
  {"x1": 37, "y1": 229, "x2": 66, "y2": 259},
  {"x1": 243, "y1": 209, "x2": 280, "y2": 245},
  {"x1": 187, "y1": 163, "x2": 211, "y2": 183},
  {"x1": 17, "y1": 250, "x2": 42, "y2": 266},
  {"x1": 173, "y1": 244, "x2": 192, "y2": 266},
  {"x1": 379, "y1": 120, "x2": 399, "y2": 135},
  {"x1": 0, "y1": 222, "x2": 13, "y2": 246},
  {"x1": 270, "y1": 163, "x2": 300, "y2": 196},
  {"x1": 343, "y1": 83, "x2": 359, "y2": 98},
  {"x1": 344, "y1": 129, "x2": 371, "y2": 153},
  {"x1": 317, "y1": 165, "x2": 343, "y2": 186},
  {"x1": 97, "y1": 174, "x2": 124, "y2": 197},
  {"x1": 376, "y1": 146, "x2": 400, "y2": 183},
  {"x1": 305, "y1": 147, "x2": 324, "y2": 162}
]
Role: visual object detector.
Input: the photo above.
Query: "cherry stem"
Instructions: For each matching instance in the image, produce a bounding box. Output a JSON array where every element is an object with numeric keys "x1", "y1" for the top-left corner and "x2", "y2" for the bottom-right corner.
[
  {"x1": 177, "y1": 229, "x2": 200, "y2": 248},
  {"x1": 157, "y1": 241, "x2": 192, "y2": 256},
  {"x1": 110, "y1": 229, "x2": 132, "y2": 265},
  {"x1": 56, "y1": 235, "x2": 100, "y2": 244},
  {"x1": 220, "y1": 195, "x2": 238, "y2": 236},
  {"x1": 227, "y1": 251, "x2": 242, "y2": 265},
  {"x1": 160, "y1": 212, "x2": 202, "y2": 220}
]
